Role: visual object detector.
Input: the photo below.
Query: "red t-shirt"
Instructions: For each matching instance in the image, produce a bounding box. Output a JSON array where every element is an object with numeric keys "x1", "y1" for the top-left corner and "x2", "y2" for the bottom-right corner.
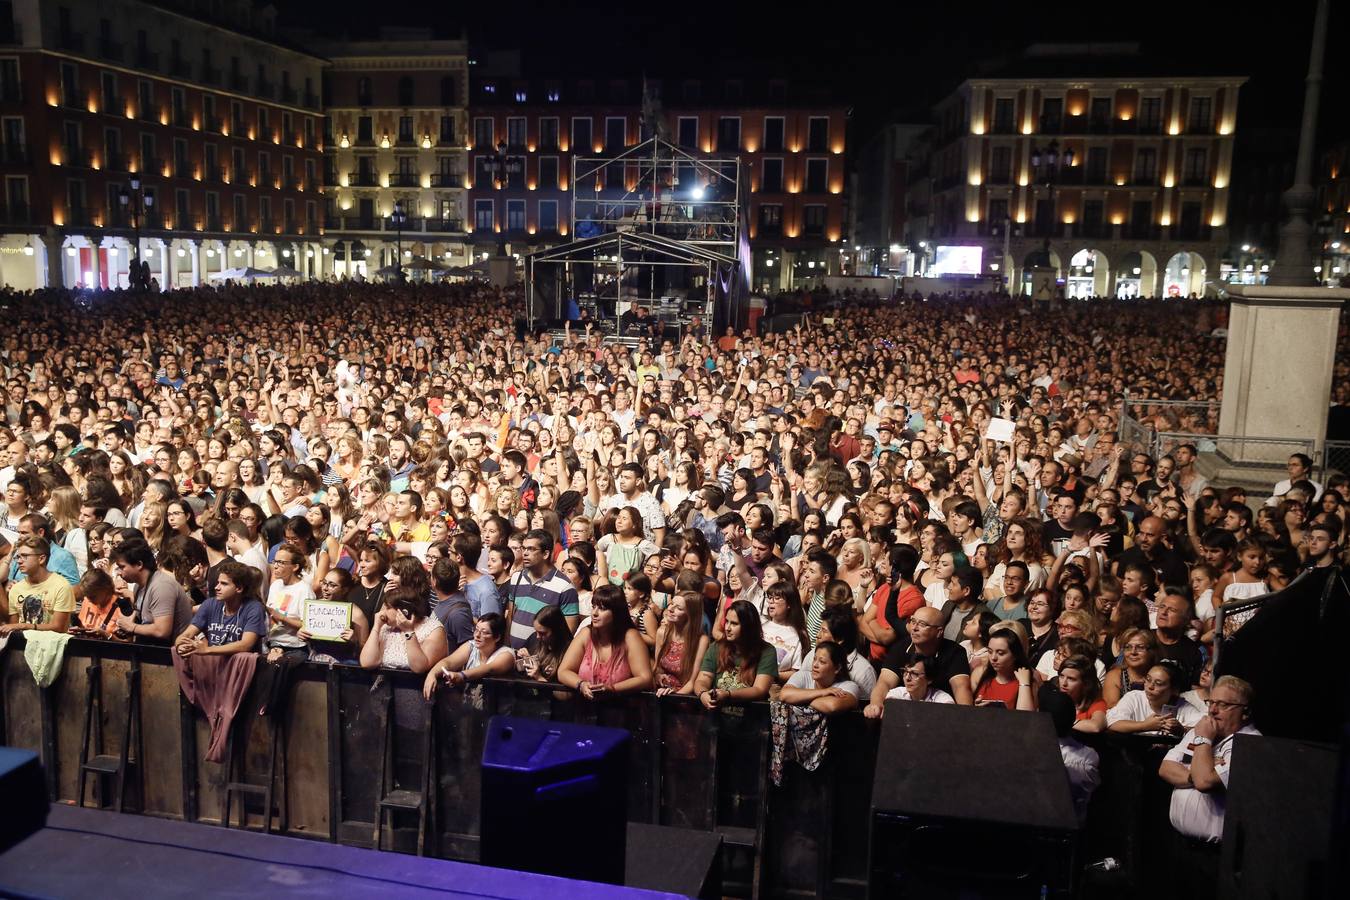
[
  {"x1": 976, "y1": 676, "x2": 1021, "y2": 709},
  {"x1": 1076, "y1": 698, "x2": 1107, "y2": 721},
  {"x1": 869, "y1": 583, "x2": 925, "y2": 662}
]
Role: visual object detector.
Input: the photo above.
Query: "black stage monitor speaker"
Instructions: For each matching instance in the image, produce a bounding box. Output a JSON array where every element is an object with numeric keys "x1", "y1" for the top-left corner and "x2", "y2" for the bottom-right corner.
[
  {"x1": 1218, "y1": 734, "x2": 1336, "y2": 900},
  {"x1": 868, "y1": 701, "x2": 1079, "y2": 899},
  {"x1": 0, "y1": 747, "x2": 48, "y2": 854},
  {"x1": 480, "y1": 716, "x2": 629, "y2": 885}
]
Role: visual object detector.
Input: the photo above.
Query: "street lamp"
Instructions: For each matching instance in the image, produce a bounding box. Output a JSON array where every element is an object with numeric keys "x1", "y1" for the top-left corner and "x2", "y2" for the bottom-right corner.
[
  {"x1": 390, "y1": 199, "x2": 407, "y2": 283},
  {"x1": 1029, "y1": 140, "x2": 1074, "y2": 268},
  {"x1": 483, "y1": 140, "x2": 523, "y2": 257},
  {"x1": 118, "y1": 175, "x2": 154, "y2": 290}
]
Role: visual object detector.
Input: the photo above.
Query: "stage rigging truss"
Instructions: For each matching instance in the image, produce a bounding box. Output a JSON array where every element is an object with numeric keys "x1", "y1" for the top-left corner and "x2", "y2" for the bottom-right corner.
[{"x1": 524, "y1": 136, "x2": 751, "y2": 337}]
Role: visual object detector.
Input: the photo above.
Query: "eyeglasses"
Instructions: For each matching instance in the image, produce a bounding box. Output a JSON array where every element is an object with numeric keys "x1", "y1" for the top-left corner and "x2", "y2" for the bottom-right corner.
[
  {"x1": 1123, "y1": 643, "x2": 1151, "y2": 652},
  {"x1": 901, "y1": 668, "x2": 928, "y2": 680},
  {"x1": 910, "y1": 619, "x2": 942, "y2": 630},
  {"x1": 1143, "y1": 677, "x2": 1172, "y2": 688},
  {"x1": 1206, "y1": 699, "x2": 1247, "y2": 712}
]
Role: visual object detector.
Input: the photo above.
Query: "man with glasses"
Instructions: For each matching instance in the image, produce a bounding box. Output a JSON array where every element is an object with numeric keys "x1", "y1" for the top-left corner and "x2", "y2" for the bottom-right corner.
[
  {"x1": 0, "y1": 536, "x2": 74, "y2": 635},
  {"x1": 111, "y1": 538, "x2": 192, "y2": 643},
  {"x1": 865, "y1": 606, "x2": 973, "y2": 717},
  {"x1": 1154, "y1": 588, "x2": 1204, "y2": 686},
  {"x1": 1159, "y1": 676, "x2": 1260, "y2": 885},
  {"x1": 503, "y1": 529, "x2": 579, "y2": 650}
]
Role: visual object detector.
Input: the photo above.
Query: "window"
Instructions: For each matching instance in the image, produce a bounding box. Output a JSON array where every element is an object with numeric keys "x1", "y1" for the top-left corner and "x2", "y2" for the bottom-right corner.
[
  {"x1": 1139, "y1": 97, "x2": 1162, "y2": 132},
  {"x1": 258, "y1": 106, "x2": 269, "y2": 138},
  {"x1": 803, "y1": 204, "x2": 826, "y2": 237},
  {"x1": 60, "y1": 62, "x2": 79, "y2": 107},
  {"x1": 0, "y1": 58, "x2": 19, "y2": 101},
  {"x1": 304, "y1": 117, "x2": 314, "y2": 147},
  {"x1": 231, "y1": 100, "x2": 244, "y2": 133},
  {"x1": 1133, "y1": 147, "x2": 1157, "y2": 184},
  {"x1": 1129, "y1": 199, "x2": 1152, "y2": 238},
  {"x1": 1184, "y1": 148, "x2": 1208, "y2": 185},
  {"x1": 540, "y1": 156, "x2": 559, "y2": 189},
  {"x1": 440, "y1": 76, "x2": 456, "y2": 106},
  {"x1": 398, "y1": 115, "x2": 413, "y2": 144},
  {"x1": 806, "y1": 158, "x2": 828, "y2": 194},
  {"x1": 203, "y1": 142, "x2": 216, "y2": 174},
  {"x1": 507, "y1": 199, "x2": 525, "y2": 230},
  {"x1": 1090, "y1": 97, "x2": 1111, "y2": 128},
  {"x1": 397, "y1": 76, "x2": 413, "y2": 107},
  {"x1": 1179, "y1": 201, "x2": 1203, "y2": 239},
  {"x1": 605, "y1": 116, "x2": 626, "y2": 151},
  {"x1": 761, "y1": 158, "x2": 783, "y2": 193},
  {"x1": 539, "y1": 199, "x2": 558, "y2": 231},
  {"x1": 571, "y1": 117, "x2": 592, "y2": 153},
  {"x1": 62, "y1": 120, "x2": 82, "y2": 156},
  {"x1": 1188, "y1": 96, "x2": 1213, "y2": 133},
  {"x1": 474, "y1": 199, "x2": 494, "y2": 231},
  {"x1": 231, "y1": 146, "x2": 245, "y2": 180},
  {"x1": 440, "y1": 115, "x2": 456, "y2": 144},
  {"x1": 258, "y1": 150, "x2": 270, "y2": 181},
  {"x1": 357, "y1": 77, "x2": 372, "y2": 106},
  {"x1": 139, "y1": 133, "x2": 156, "y2": 170},
  {"x1": 1040, "y1": 98, "x2": 1063, "y2": 133},
  {"x1": 67, "y1": 178, "x2": 87, "y2": 220},
  {"x1": 990, "y1": 146, "x2": 1011, "y2": 184},
  {"x1": 761, "y1": 116, "x2": 785, "y2": 153},
  {"x1": 807, "y1": 117, "x2": 829, "y2": 152},
  {"x1": 716, "y1": 117, "x2": 740, "y2": 152},
  {"x1": 758, "y1": 204, "x2": 782, "y2": 235},
  {"x1": 539, "y1": 117, "x2": 559, "y2": 150},
  {"x1": 1083, "y1": 199, "x2": 1104, "y2": 235},
  {"x1": 259, "y1": 196, "x2": 271, "y2": 227},
  {"x1": 474, "y1": 155, "x2": 492, "y2": 186},
  {"x1": 100, "y1": 72, "x2": 118, "y2": 113},
  {"x1": 282, "y1": 198, "x2": 294, "y2": 227},
  {"x1": 992, "y1": 98, "x2": 1015, "y2": 134},
  {"x1": 233, "y1": 194, "x2": 246, "y2": 229},
  {"x1": 204, "y1": 191, "x2": 219, "y2": 226},
  {"x1": 507, "y1": 117, "x2": 526, "y2": 149},
  {"x1": 677, "y1": 117, "x2": 698, "y2": 149},
  {"x1": 175, "y1": 187, "x2": 190, "y2": 226},
  {"x1": 1086, "y1": 146, "x2": 1107, "y2": 183},
  {"x1": 989, "y1": 198, "x2": 1009, "y2": 226},
  {"x1": 507, "y1": 155, "x2": 525, "y2": 189},
  {"x1": 357, "y1": 115, "x2": 373, "y2": 144},
  {"x1": 170, "y1": 86, "x2": 186, "y2": 120},
  {"x1": 474, "y1": 117, "x2": 494, "y2": 150}
]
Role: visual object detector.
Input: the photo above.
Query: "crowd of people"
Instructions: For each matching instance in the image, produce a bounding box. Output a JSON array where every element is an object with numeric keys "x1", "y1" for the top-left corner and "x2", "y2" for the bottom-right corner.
[{"x1": 0, "y1": 279, "x2": 1345, "y2": 889}]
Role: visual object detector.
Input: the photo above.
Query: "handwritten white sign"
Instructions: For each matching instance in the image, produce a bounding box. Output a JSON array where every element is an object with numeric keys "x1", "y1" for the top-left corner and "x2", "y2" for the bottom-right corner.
[
  {"x1": 984, "y1": 417, "x2": 1017, "y2": 444},
  {"x1": 301, "y1": 600, "x2": 352, "y2": 641}
]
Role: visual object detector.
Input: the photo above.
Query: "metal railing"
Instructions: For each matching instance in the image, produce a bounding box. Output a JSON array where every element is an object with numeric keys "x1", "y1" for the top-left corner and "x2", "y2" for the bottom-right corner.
[{"x1": 1322, "y1": 441, "x2": 1350, "y2": 482}]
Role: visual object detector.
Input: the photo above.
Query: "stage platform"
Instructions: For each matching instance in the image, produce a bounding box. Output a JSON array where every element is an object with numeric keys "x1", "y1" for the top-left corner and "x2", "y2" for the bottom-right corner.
[{"x1": 0, "y1": 805, "x2": 696, "y2": 899}]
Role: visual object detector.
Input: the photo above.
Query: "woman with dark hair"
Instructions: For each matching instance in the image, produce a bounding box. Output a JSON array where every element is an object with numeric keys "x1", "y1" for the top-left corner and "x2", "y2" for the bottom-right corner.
[
  {"x1": 595, "y1": 505, "x2": 656, "y2": 586},
  {"x1": 1102, "y1": 627, "x2": 1157, "y2": 707},
  {"x1": 423, "y1": 612, "x2": 514, "y2": 697},
  {"x1": 761, "y1": 581, "x2": 810, "y2": 682},
  {"x1": 695, "y1": 598, "x2": 776, "y2": 709},
  {"x1": 726, "y1": 467, "x2": 759, "y2": 513},
  {"x1": 360, "y1": 584, "x2": 448, "y2": 673},
  {"x1": 1106, "y1": 661, "x2": 1184, "y2": 736},
  {"x1": 779, "y1": 641, "x2": 862, "y2": 713},
  {"x1": 558, "y1": 584, "x2": 654, "y2": 698},
  {"x1": 83, "y1": 476, "x2": 127, "y2": 526},
  {"x1": 654, "y1": 590, "x2": 708, "y2": 695},
  {"x1": 1100, "y1": 594, "x2": 1150, "y2": 667},
  {"x1": 210, "y1": 487, "x2": 249, "y2": 524},
  {"x1": 173, "y1": 559, "x2": 267, "y2": 658},
  {"x1": 1023, "y1": 588, "x2": 1060, "y2": 663},
  {"x1": 515, "y1": 605, "x2": 573, "y2": 683},
  {"x1": 1056, "y1": 654, "x2": 1107, "y2": 733},
  {"x1": 971, "y1": 631, "x2": 1036, "y2": 710},
  {"x1": 165, "y1": 498, "x2": 200, "y2": 542}
]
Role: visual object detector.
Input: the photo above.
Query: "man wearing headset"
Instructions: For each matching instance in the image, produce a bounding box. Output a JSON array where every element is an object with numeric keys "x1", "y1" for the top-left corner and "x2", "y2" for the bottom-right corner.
[{"x1": 1158, "y1": 675, "x2": 1260, "y2": 886}]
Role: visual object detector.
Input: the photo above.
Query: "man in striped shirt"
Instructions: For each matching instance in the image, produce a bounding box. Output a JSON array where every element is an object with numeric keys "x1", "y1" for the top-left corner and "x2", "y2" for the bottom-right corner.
[{"x1": 503, "y1": 529, "x2": 580, "y2": 649}]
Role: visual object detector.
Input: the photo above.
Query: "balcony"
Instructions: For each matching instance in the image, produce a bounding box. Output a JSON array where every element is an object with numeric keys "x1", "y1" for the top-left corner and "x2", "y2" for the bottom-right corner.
[
  {"x1": 1131, "y1": 173, "x2": 1159, "y2": 187},
  {"x1": 171, "y1": 108, "x2": 191, "y2": 128},
  {"x1": 257, "y1": 170, "x2": 274, "y2": 187},
  {"x1": 258, "y1": 217, "x2": 275, "y2": 232},
  {"x1": 205, "y1": 216, "x2": 222, "y2": 232},
  {"x1": 58, "y1": 32, "x2": 85, "y2": 52},
  {"x1": 431, "y1": 172, "x2": 462, "y2": 188},
  {"x1": 425, "y1": 218, "x2": 463, "y2": 233},
  {"x1": 1127, "y1": 223, "x2": 1163, "y2": 241},
  {"x1": 203, "y1": 165, "x2": 223, "y2": 182},
  {"x1": 347, "y1": 171, "x2": 378, "y2": 187},
  {"x1": 106, "y1": 208, "x2": 129, "y2": 227},
  {"x1": 303, "y1": 92, "x2": 320, "y2": 110},
  {"x1": 135, "y1": 49, "x2": 159, "y2": 71},
  {"x1": 284, "y1": 219, "x2": 301, "y2": 234},
  {"x1": 322, "y1": 169, "x2": 338, "y2": 187},
  {"x1": 204, "y1": 115, "x2": 223, "y2": 134},
  {"x1": 281, "y1": 86, "x2": 297, "y2": 105},
  {"x1": 60, "y1": 91, "x2": 83, "y2": 111},
  {"x1": 229, "y1": 74, "x2": 248, "y2": 93},
  {"x1": 104, "y1": 152, "x2": 128, "y2": 172},
  {"x1": 62, "y1": 146, "x2": 90, "y2": 168},
  {"x1": 172, "y1": 159, "x2": 192, "y2": 179},
  {"x1": 256, "y1": 79, "x2": 275, "y2": 100},
  {"x1": 66, "y1": 206, "x2": 91, "y2": 226},
  {"x1": 168, "y1": 58, "x2": 192, "y2": 80},
  {"x1": 139, "y1": 105, "x2": 159, "y2": 123},
  {"x1": 0, "y1": 142, "x2": 28, "y2": 163},
  {"x1": 0, "y1": 82, "x2": 21, "y2": 102},
  {"x1": 141, "y1": 156, "x2": 166, "y2": 176},
  {"x1": 201, "y1": 66, "x2": 221, "y2": 87},
  {"x1": 389, "y1": 172, "x2": 419, "y2": 187},
  {"x1": 0, "y1": 204, "x2": 30, "y2": 224},
  {"x1": 283, "y1": 176, "x2": 302, "y2": 191},
  {"x1": 231, "y1": 117, "x2": 245, "y2": 135},
  {"x1": 99, "y1": 39, "x2": 123, "y2": 62}
]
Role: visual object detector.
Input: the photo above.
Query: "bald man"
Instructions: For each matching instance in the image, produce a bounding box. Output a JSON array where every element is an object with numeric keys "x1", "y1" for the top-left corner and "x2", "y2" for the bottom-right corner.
[{"x1": 865, "y1": 605, "x2": 974, "y2": 716}]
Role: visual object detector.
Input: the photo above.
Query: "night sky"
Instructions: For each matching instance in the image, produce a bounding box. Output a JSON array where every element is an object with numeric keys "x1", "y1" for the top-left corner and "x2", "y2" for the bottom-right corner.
[{"x1": 278, "y1": 1, "x2": 1346, "y2": 149}]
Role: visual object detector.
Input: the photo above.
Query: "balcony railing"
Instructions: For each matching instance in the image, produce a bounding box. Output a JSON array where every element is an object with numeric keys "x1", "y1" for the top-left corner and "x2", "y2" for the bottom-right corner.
[
  {"x1": 283, "y1": 176, "x2": 302, "y2": 191},
  {"x1": 303, "y1": 92, "x2": 320, "y2": 109},
  {"x1": 284, "y1": 219, "x2": 301, "y2": 234},
  {"x1": 256, "y1": 79, "x2": 275, "y2": 100},
  {"x1": 66, "y1": 206, "x2": 90, "y2": 226},
  {"x1": 168, "y1": 58, "x2": 192, "y2": 79},
  {"x1": 426, "y1": 218, "x2": 464, "y2": 233},
  {"x1": 62, "y1": 146, "x2": 90, "y2": 168},
  {"x1": 347, "y1": 171, "x2": 378, "y2": 187},
  {"x1": 138, "y1": 105, "x2": 159, "y2": 123},
  {"x1": 322, "y1": 169, "x2": 338, "y2": 187},
  {"x1": 141, "y1": 156, "x2": 165, "y2": 176},
  {"x1": 281, "y1": 86, "x2": 297, "y2": 105},
  {"x1": 257, "y1": 170, "x2": 274, "y2": 187},
  {"x1": 431, "y1": 173, "x2": 462, "y2": 188},
  {"x1": 202, "y1": 115, "x2": 222, "y2": 134},
  {"x1": 204, "y1": 215, "x2": 222, "y2": 232},
  {"x1": 0, "y1": 142, "x2": 28, "y2": 163},
  {"x1": 0, "y1": 82, "x2": 21, "y2": 102},
  {"x1": 135, "y1": 49, "x2": 159, "y2": 71},
  {"x1": 171, "y1": 108, "x2": 191, "y2": 128},
  {"x1": 104, "y1": 152, "x2": 128, "y2": 172},
  {"x1": 389, "y1": 172, "x2": 419, "y2": 187},
  {"x1": 172, "y1": 160, "x2": 192, "y2": 179},
  {"x1": 0, "y1": 204, "x2": 30, "y2": 224},
  {"x1": 203, "y1": 165, "x2": 223, "y2": 182},
  {"x1": 258, "y1": 217, "x2": 275, "y2": 232},
  {"x1": 201, "y1": 66, "x2": 221, "y2": 86},
  {"x1": 230, "y1": 73, "x2": 248, "y2": 93}
]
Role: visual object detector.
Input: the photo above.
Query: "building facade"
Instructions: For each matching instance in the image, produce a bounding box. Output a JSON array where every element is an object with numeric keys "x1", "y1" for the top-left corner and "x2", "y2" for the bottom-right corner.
[
  {"x1": 1315, "y1": 139, "x2": 1349, "y2": 287},
  {"x1": 311, "y1": 31, "x2": 468, "y2": 278},
  {"x1": 911, "y1": 50, "x2": 1244, "y2": 298},
  {"x1": 465, "y1": 73, "x2": 848, "y2": 291},
  {"x1": 0, "y1": 0, "x2": 326, "y2": 289},
  {"x1": 851, "y1": 123, "x2": 928, "y2": 276}
]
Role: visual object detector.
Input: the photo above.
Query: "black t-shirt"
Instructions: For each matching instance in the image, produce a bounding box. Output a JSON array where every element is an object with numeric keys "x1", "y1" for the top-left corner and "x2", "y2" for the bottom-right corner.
[
  {"x1": 345, "y1": 581, "x2": 386, "y2": 626},
  {"x1": 1112, "y1": 546, "x2": 1189, "y2": 589},
  {"x1": 881, "y1": 635, "x2": 971, "y2": 696},
  {"x1": 1154, "y1": 633, "x2": 1204, "y2": 688},
  {"x1": 1042, "y1": 519, "x2": 1075, "y2": 554}
]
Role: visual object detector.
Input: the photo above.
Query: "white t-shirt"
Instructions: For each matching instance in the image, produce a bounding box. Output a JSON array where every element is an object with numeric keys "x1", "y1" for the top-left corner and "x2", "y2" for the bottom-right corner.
[
  {"x1": 1036, "y1": 649, "x2": 1106, "y2": 683},
  {"x1": 885, "y1": 685, "x2": 955, "y2": 703},
  {"x1": 785, "y1": 667, "x2": 862, "y2": 700},
  {"x1": 1106, "y1": 689, "x2": 1179, "y2": 733},
  {"x1": 761, "y1": 620, "x2": 805, "y2": 673},
  {"x1": 1164, "y1": 724, "x2": 1262, "y2": 842}
]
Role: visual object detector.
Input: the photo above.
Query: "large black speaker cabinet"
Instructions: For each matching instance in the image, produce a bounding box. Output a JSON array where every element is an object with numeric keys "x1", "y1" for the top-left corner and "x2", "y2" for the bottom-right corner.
[
  {"x1": 868, "y1": 701, "x2": 1079, "y2": 899},
  {"x1": 1218, "y1": 734, "x2": 1336, "y2": 899},
  {"x1": 0, "y1": 747, "x2": 47, "y2": 854},
  {"x1": 480, "y1": 716, "x2": 629, "y2": 885}
]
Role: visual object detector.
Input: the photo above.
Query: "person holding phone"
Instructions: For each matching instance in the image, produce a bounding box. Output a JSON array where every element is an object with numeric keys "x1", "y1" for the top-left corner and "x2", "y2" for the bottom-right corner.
[{"x1": 360, "y1": 585, "x2": 448, "y2": 674}]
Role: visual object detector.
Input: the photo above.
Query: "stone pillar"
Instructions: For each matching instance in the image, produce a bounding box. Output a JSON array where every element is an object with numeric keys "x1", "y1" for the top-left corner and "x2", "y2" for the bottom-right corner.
[
  {"x1": 157, "y1": 241, "x2": 171, "y2": 290},
  {"x1": 1218, "y1": 285, "x2": 1350, "y2": 463},
  {"x1": 43, "y1": 232, "x2": 62, "y2": 288},
  {"x1": 88, "y1": 241, "x2": 102, "y2": 288}
]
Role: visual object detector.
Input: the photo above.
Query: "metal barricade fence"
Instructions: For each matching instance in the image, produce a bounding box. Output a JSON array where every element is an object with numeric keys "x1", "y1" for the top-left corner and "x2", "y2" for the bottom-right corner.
[{"x1": 1321, "y1": 440, "x2": 1350, "y2": 482}]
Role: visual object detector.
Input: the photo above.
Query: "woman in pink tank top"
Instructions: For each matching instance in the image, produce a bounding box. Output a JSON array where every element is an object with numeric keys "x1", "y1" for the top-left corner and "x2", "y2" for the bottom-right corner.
[{"x1": 559, "y1": 585, "x2": 653, "y2": 699}]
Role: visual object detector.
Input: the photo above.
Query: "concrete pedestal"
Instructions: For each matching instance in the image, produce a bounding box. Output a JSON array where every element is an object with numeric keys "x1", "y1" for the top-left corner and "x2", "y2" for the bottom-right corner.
[
  {"x1": 488, "y1": 255, "x2": 515, "y2": 288},
  {"x1": 1218, "y1": 285, "x2": 1349, "y2": 464}
]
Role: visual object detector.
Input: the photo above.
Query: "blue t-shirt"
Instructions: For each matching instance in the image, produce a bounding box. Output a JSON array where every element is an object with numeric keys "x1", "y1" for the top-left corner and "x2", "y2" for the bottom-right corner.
[
  {"x1": 190, "y1": 597, "x2": 268, "y2": 647},
  {"x1": 465, "y1": 574, "x2": 502, "y2": 618}
]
